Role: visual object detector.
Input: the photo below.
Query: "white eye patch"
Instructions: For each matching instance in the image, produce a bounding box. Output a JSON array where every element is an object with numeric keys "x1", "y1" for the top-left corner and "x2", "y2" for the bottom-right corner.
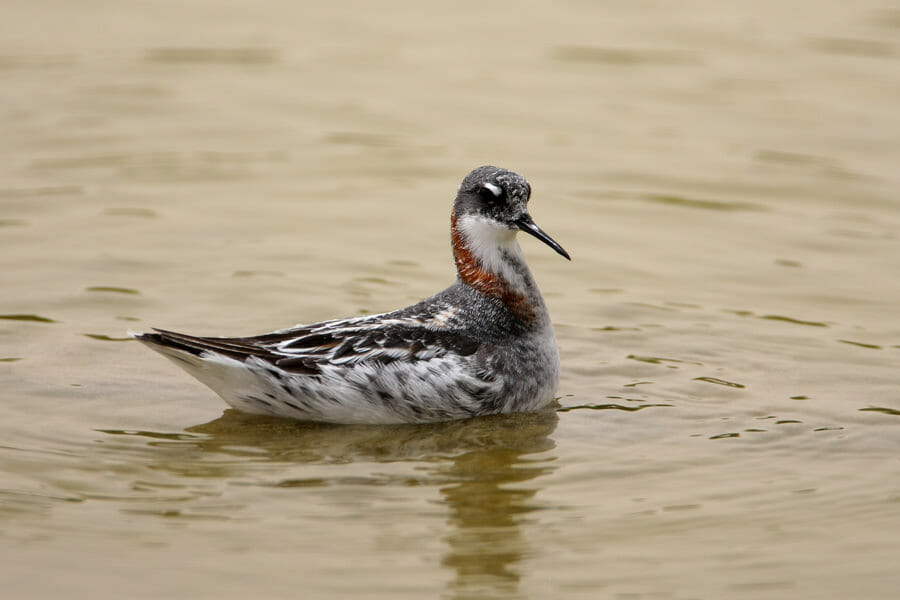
[{"x1": 482, "y1": 182, "x2": 502, "y2": 197}]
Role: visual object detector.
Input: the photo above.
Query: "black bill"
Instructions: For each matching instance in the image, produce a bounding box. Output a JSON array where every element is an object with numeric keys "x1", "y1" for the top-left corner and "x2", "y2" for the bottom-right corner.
[{"x1": 514, "y1": 214, "x2": 571, "y2": 260}]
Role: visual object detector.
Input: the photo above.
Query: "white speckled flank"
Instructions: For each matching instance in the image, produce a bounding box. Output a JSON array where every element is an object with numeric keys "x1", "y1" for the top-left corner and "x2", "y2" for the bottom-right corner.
[{"x1": 133, "y1": 166, "x2": 570, "y2": 424}]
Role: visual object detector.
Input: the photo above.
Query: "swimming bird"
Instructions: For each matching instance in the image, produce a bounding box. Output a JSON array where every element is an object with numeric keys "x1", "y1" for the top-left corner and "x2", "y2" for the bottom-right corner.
[{"x1": 133, "y1": 166, "x2": 570, "y2": 424}]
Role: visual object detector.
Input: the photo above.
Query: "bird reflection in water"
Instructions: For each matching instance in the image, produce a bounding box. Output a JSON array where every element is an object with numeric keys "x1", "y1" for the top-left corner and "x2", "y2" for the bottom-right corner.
[
  {"x1": 436, "y1": 412, "x2": 557, "y2": 599},
  {"x1": 187, "y1": 408, "x2": 559, "y2": 597},
  {"x1": 101, "y1": 408, "x2": 558, "y2": 597}
]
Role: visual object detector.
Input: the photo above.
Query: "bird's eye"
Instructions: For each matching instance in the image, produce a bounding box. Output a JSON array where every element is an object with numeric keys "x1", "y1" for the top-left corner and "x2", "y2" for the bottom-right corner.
[{"x1": 480, "y1": 183, "x2": 502, "y2": 199}]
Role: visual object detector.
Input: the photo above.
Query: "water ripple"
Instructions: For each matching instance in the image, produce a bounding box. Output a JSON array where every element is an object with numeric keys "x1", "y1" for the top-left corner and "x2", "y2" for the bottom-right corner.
[
  {"x1": 859, "y1": 407, "x2": 900, "y2": 417},
  {"x1": 558, "y1": 403, "x2": 671, "y2": 413},
  {"x1": 552, "y1": 46, "x2": 701, "y2": 66},
  {"x1": 144, "y1": 47, "x2": 278, "y2": 65},
  {"x1": 693, "y1": 377, "x2": 746, "y2": 389},
  {"x1": 0, "y1": 314, "x2": 56, "y2": 323},
  {"x1": 85, "y1": 286, "x2": 140, "y2": 295}
]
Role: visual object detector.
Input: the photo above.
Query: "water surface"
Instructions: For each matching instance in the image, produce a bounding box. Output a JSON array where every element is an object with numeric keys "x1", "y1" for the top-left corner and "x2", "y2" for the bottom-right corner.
[{"x1": 2, "y1": 1, "x2": 899, "y2": 598}]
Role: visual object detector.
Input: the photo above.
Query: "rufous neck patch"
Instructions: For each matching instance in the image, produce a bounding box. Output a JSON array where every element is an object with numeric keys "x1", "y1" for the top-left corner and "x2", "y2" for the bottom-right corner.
[{"x1": 451, "y1": 214, "x2": 535, "y2": 322}]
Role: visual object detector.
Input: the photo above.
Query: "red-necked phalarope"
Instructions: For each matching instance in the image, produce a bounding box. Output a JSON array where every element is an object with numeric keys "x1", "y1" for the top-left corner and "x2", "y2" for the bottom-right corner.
[{"x1": 133, "y1": 166, "x2": 570, "y2": 424}]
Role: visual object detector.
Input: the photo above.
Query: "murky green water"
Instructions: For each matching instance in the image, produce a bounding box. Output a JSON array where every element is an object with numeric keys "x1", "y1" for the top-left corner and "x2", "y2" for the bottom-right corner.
[{"x1": 2, "y1": 1, "x2": 899, "y2": 598}]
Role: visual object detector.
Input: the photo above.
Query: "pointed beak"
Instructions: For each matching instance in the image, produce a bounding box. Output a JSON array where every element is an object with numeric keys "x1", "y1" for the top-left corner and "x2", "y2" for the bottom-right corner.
[{"x1": 514, "y1": 214, "x2": 571, "y2": 260}]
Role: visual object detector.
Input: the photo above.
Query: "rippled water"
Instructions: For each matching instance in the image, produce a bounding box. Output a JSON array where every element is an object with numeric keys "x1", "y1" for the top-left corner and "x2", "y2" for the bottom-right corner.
[{"x1": 2, "y1": 1, "x2": 900, "y2": 598}]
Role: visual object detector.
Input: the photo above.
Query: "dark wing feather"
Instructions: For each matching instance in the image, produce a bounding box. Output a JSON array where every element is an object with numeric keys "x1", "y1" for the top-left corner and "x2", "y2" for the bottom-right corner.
[{"x1": 139, "y1": 319, "x2": 480, "y2": 376}]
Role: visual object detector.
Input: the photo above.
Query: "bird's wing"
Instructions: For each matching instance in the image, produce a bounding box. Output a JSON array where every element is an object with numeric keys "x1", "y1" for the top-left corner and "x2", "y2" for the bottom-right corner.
[{"x1": 140, "y1": 314, "x2": 480, "y2": 376}]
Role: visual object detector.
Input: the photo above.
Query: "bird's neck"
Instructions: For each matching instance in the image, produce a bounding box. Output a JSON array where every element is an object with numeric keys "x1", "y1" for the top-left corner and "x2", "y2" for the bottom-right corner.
[{"x1": 451, "y1": 213, "x2": 544, "y2": 322}]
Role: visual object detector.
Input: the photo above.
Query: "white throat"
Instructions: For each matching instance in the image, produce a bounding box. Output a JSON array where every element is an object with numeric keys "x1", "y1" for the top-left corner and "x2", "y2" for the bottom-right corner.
[{"x1": 457, "y1": 214, "x2": 529, "y2": 284}]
